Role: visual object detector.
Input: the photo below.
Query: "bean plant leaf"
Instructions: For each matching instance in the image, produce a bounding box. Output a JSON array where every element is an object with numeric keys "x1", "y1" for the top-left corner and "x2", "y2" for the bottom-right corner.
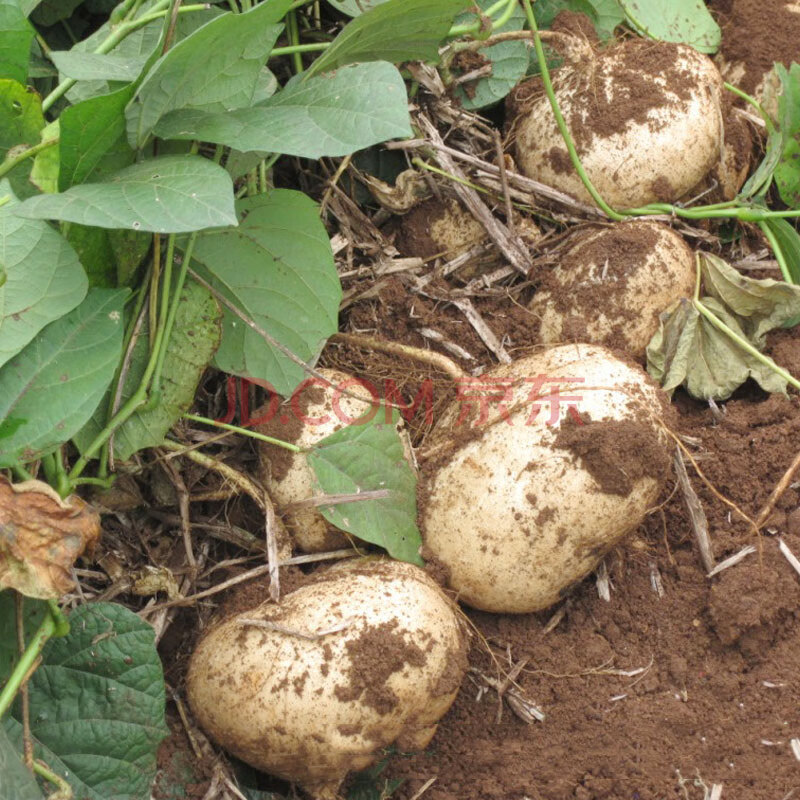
[
  {"x1": 0, "y1": 183, "x2": 88, "y2": 370},
  {"x1": 155, "y1": 62, "x2": 412, "y2": 159},
  {"x1": 308, "y1": 408, "x2": 423, "y2": 565},
  {"x1": 50, "y1": 49, "x2": 149, "y2": 82},
  {"x1": 453, "y1": 0, "x2": 529, "y2": 110},
  {"x1": 29, "y1": 119, "x2": 58, "y2": 194},
  {"x1": 0, "y1": 288, "x2": 127, "y2": 468},
  {"x1": 0, "y1": 0, "x2": 35, "y2": 85},
  {"x1": 618, "y1": 0, "x2": 720, "y2": 53},
  {"x1": 647, "y1": 297, "x2": 789, "y2": 400},
  {"x1": 14, "y1": 155, "x2": 237, "y2": 233},
  {"x1": 646, "y1": 254, "x2": 800, "y2": 400},
  {"x1": 30, "y1": 0, "x2": 82, "y2": 25},
  {"x1": 59, "y1": 83, "x2": 136, "y2": 189},
  {"x1": 323, "y1": 0, "x2": 391, "y2": 16},
  {"x1": 702, "y1": 252, "x2": 800, "y2": 344},
  {"x1": 773, "y1": 64, "x2": 800, "y2": 208},
  {"x1": 1, "y1": 601, "x2": 168, "y2": 800},
  {"x1": 0, "y1": 79, "x2": 44, "y2": 200},
  {"x1": 126, "y1": 2, "x2": 290, "y2": 148},
  {"x1": 189, "y1": 190, "x2": 340, "y2": 396},
  {"x1": 0, "y1": 725, "x2": 45, "y2": 800},
  {"x1": 306, "y1": 0, "x2": 467, "y2": 78},
  {"x1": 761, "y1": 217, "x2": 800, "y2": 285},
  {"x1": 74, "y1": 280, "x2": 221, "y2": 461}
]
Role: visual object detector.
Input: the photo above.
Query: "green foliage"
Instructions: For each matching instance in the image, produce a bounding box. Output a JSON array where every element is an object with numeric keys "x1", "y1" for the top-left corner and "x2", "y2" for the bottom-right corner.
[
  {"x1": 0, "y1": 726, "x2": 45, "y2": 800},
  {"x1": 308, "y1": 409, "x2": 423, "y2": 565},
  {"x1": 617, "y1": 0, "x2": 720, "y2": 53},
  {"x1": 0, "y1": 0, "x2": 35, "y2": 84},
  {"x1": 0, "y1": 599, "x2": 168, "y2": 800},
  {"x1": 0, "y1": 78, "x2": 44, "y2": 199}
]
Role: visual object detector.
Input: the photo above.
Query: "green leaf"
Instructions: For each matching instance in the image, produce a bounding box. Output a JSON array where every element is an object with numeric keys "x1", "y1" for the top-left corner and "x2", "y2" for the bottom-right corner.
[
  {"x1": 774, "y1": 64, "x2": 800, "y2": 208},
  {"x1": 2, "y1": 601, "x2": 168, "y2": 800},
  {"x1": 30, "y1": 0, "x2": 81, "y2": 25},
  {"x1": 13, "y1": 155, "x2": 237, "y2": 233},
  {"x1": 0, "y1": 0, "x2": 35, "y2": 84},
  {"x1": 74, "y1": 279, "x2": 221, "y2": 461},
  {"x1": 761, "y1": 217, "x2": 800, "y2": 285},
  {"x1": 324, "y1": 0, "x2": 392, "y2": 16},
  {"x1": 701, "y1": 252, "x2": 800, "y2": 346},
  {"x1": 155, "y1": 62, "x2": 412, "y2": 159},
  {"x1": 646, "y1": 296, "x2": 788, "y2": 400},
  {"x1": 453, "y1": 0, "x2": 529, "y2": 110},
  {"x1": 308, "y1": 408, "x2": 423, "y2": 565},
  {"x1": 189, "y1": 190, "x2": 340, "y2": 396},
  {"x1": 0, "y1": 79, "x2": 44, "y2": 200},
  {"x1": 0, "y1": 288, "x2": 126, "y2": 468},
  {"x1": 29, "y1": 119, "x2": 58, "y2": 194},
  {"x1": 618, "y1": 0, "x2": 720, "y2": 53},
  {"x1": 126, "y1": 2, "x2": 290, "y2": 148},
  {"x1": 59, "y1": 83, "x2": 136, "y2": 189},
  {"x1": 585, "y1": 0, "x2": 626, "y2": 39},
  {"x1": 306, "y1": 0, "x2": 467, "y2": 78},
  {"x1": 65, "y1": 224, "x2": 117, "y2": 287},
  {"x1": 0, "y1": 182, "x2": 88, "y2": 369},
  {"x1": 0, "y1": 726, "x2": 45, "y2": 800},
  {"x1": 50, "y1": 49, "x2": 149, "y2": 82}
]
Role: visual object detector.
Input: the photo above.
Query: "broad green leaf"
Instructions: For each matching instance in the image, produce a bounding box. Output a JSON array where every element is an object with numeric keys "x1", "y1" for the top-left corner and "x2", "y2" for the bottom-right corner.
[
  {"x1": 308, "y1": 408, "x2": 423, "y2": 565},
  {"x1": 0, "y1": 183, "x2": 88, "y2": 369},
  {"x1": 0, "y1": 79, "x2": 44, "y2": 200},
  {"x1": 14, "y1": 155, "x2": 237, "y2": 233},
  {"x1": 189, "y1": 190, "x2": 340, "y2": 396},
  {"x1": 324, "y1": 0, "x2": 391, "y2": 15},
  {"x1": 155, "y1": 62, "x2": 412, "y2": 160},
  {"x1": 585, "y1": 0, "x2": 626, "y2": 39},
  {"x1": 761, "y1": 217, "x2": 800, "y2": 285},
  {"x1": 50, "y1": 49, "x2": 149, "y2": 82},
  {"x1": 0, "y1": 0, "x2": 35, "y2": 84},
  {"x1": 0, "y1": 726, "x2": 45, "y2": 800},
  {"x1": 29, "y1": 119, "x2": 58, "y2": 193},
  {"x1": 59, "y1": 83, "x2": 136, "y2": 189},
  {"x1": 2, "y1": 602, "x2": 168, "y2": 800},
  {"x1": 30, "y1": 0, "x2": 81, "y2": 25},
  {"x1": 454, "y1": 0, "x2": 529, "y2": 110},
  {"x1": 0, "y1": 288, "x2": 126, "y2": 468},
  {"x1": 74, "y1": 280, "x2": 221, "y2": 461},
  {"x1": 701, "y1": 252, "x2": 800, "y2": 345},
  {"x1": 774, "y1": 64, "x2": 800, "y2": 209},
  {"x1": 618, "y1": 0, "x2": 720, "y2": 53},
  {"x1": 306, "y1": 0, "x2": 467, "y2": 78},
  {"x1": 126, "y1": 2, "x2": 289, "y2": 148},
  {"x1": 646, "y1": 296, "x2": 789, "y2": 400},
  {"x1": 65, "y1": 224, "x2": 117, "y2": 287},
  {"x1": 110, "y1": 227, "x2": 151, "y2": 285}
]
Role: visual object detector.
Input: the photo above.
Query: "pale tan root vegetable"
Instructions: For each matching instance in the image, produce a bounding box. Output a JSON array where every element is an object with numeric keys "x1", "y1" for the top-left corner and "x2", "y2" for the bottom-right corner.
[
  {"x1": 395, "y1": 197, "x2": 488, "y2": 259},
  {"x1": 256, "y1": 368, "x2": 385, "y2": 553},
  {"x1": 186, "y1": 558, "x2": 467, "y2": 799},
  {"x1": 529, "y1": 220, "x2": 696, "y2": 359},
  {"x1": 421, "y1": 343, "x2": 670, "y2": 613},
  {"x1": 512, "y1": 39, "x2": 724, "y2": 208}
]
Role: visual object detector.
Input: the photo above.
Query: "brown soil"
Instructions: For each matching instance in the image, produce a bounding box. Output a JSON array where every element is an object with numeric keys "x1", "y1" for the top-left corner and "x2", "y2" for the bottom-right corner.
[
  {"x1": 715, "y1": 0, "x2": 800, "y2": 96},
  {"x1": 383, "y1": 327, "x2": 800, "y2": 800}
]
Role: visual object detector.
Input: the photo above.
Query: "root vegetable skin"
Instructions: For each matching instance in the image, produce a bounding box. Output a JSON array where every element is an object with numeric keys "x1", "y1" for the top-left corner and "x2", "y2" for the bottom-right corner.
[
  {"x1": 186, "y1": 559, "x2": 467, "y2": 799},
  {"x1": 513, "y1": 40, "x2": 724, "y2": 209},
  {"x1": 529, "y1": 221, "x2": 696, "y2": 359},
  {"x1": 257, "y1": 369, "x2": 377, "y2": 553},
  {"x1": 421, "y1": 344, "x2": 669, "y2": 613}
]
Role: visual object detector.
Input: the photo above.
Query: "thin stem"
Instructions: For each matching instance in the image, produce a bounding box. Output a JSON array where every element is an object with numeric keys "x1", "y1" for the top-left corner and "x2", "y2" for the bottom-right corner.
[
  {"x1": 11, "y1": 465, "x2": 33, "y2": 482},
  {"x1": 448, "y1": 0, "x2": 515, "y2": 37},
  {"x1": 270, "y1": 42, "x2": 329, "y2": 56},
  {"x1": 522, "y1": 0, "x2": 625, "y2": 220},
  {"x1": 759, "y1": 220, "x2": 794, "y2": 283},
  {"x1": 0, "y1": 139, "x2": 58, "y2": 181},
  {"x1": 724, "y1": 82, "x2": 775, "y2": 132},
  {"x1": 0, "y1": 607, "x2": 56, "y2": 719},
  {"x1": 693, "y1": 297, "x2": 800, "y2": 391},
  {"x1": 33, "y1": 760, "x2": 73, "y2": 798},
  {"x1": 286, "y1": 10, "x2": 304, "y2": 74},
  {"x1": 183, "y1": 413, "x2": 303, "y2": 451}
]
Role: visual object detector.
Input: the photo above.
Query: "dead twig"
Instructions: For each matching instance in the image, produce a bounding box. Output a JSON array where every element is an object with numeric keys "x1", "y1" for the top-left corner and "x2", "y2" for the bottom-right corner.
[
  {"x1": 756, "y1": 450, "x2": 800, "y2": 527},
  {"x1": 674, "y1": 447, "x2": 715, "y2": 574}
]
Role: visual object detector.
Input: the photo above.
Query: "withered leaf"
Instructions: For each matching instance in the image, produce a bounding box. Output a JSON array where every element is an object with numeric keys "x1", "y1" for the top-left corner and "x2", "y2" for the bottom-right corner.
[{"x1": 0, "y1": 477, "x2": 101, "y2": 599}]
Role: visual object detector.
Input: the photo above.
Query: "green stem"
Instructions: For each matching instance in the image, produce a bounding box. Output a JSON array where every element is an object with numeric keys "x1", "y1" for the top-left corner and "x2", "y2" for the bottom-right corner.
[
  {"x1": 448, "y1": 0, "x2": 515, "y2": 37},
  {"x1": 286, "y1": 10, "x2": 304, "y2": 74},
  {"x1": 522, "y1": 0, "x2": 625, "y2": 220},
  {"x1": 693, "y1": 297, "x2": 800, "y2": 391},
  {"x1": 183, "y1": 413, "x2": 304, "y2": 451},
  {"x1": 11, "y1": 464, "x2": 33, "y2": 482},
  {"x1": 0, "y1": 139, "x2": 58, "y2": 180},
  {"x1": 759, "y1": 220, "x2": 794, "y2": 283},
  {"x1": 33, "y1": 760, "x2": 73, "y2": 799},
  {"x1": 41, "y1": 1, "x2": 209, "y2": 112},
  {"x1": 0, "y1": 605, "x2": 56, "y2": 719},
  {"x1": 724, "y1": 82, "x2": 775, "y2": 132},
  {"x1": 270, "y1": 42, "x2": 329, "y2": 56}
]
